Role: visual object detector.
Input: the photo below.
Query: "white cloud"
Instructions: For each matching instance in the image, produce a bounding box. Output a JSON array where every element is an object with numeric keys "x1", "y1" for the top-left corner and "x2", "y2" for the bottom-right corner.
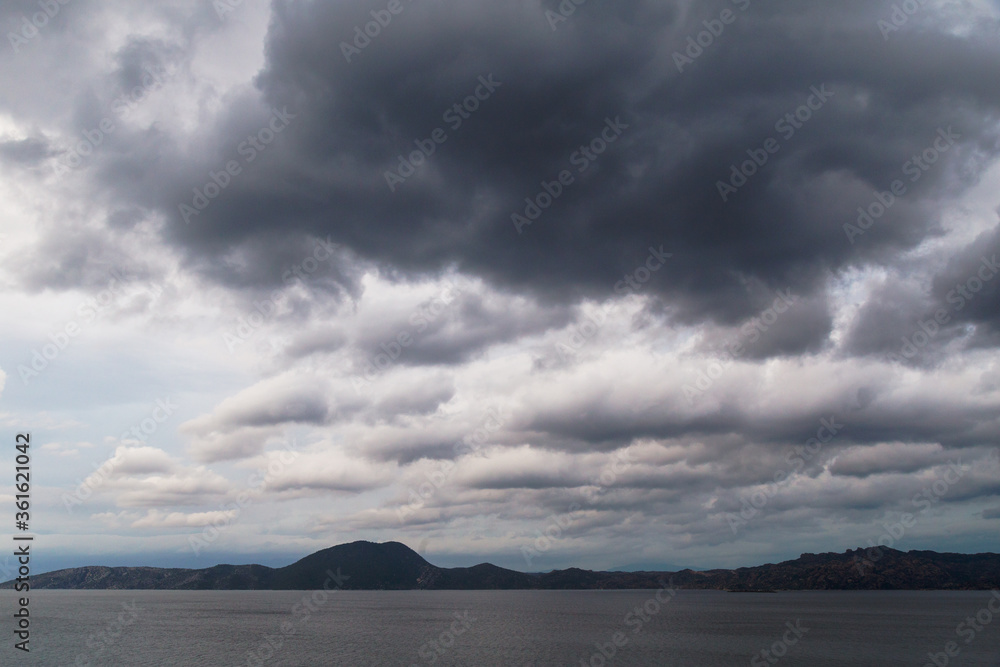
[{"x1": 130, "y1": 509, "x2": 240, "y2": 529}]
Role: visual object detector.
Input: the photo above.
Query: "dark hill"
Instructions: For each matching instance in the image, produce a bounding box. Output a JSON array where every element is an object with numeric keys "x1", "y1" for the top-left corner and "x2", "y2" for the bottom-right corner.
[
  {"x1": 436, "y1": 563, "x2": 536, "y2": 589},
  {"x1": 4, "y1": 542, "x2": 999, "y2": 591},
  {"x1": 270, "y1": 541, "x2": 436, "y2": 590}
]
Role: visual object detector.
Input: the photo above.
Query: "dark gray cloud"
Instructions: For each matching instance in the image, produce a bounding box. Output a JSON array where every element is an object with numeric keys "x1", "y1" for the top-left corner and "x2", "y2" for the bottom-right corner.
[
  {"x1": 0, "y1": 135, "x2": 56, "y2": 165},
  {"x1": 698, "y1": 289, "x2": 834, "y2": 360},
  {"x1": 15, "y1": 227, "x2": 142, "y2": 293},
  {"x1": 56, "y1": 0, "x2": 994, "y2": 357},
  {"x1": 351, "y1": 289, "x2": 573, "y2": 368},
  {"x1": 932, "y1": 222, "x2": 1000, "y2": 330},
  {"x1": 842, "y1": 277, "x2": 959, "y2": 364},
  {"x1": 828, "y1": 442, "x2": 952, "y2": 478},
  {"x1": 844, "y1": 218, "x2": 1000, "y2": 363},
  {"x1": 111, "y1": 36, "x2": 184, "y2": 96}
]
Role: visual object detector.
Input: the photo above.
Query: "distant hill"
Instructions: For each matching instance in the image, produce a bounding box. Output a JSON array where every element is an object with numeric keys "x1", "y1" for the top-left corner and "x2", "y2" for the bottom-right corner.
[
  {"x1": 4, "y1": 542, "x2": 999, "y2": 590},
  {"x1": 671, "y1": 548, "x2": 1000, "y2": 591}
]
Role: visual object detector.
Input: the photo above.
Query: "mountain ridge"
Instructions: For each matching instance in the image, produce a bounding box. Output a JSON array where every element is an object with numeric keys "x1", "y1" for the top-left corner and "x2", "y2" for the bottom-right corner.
[{"x1": 5, "y1": 541, "x2": 999, "y2": 590}]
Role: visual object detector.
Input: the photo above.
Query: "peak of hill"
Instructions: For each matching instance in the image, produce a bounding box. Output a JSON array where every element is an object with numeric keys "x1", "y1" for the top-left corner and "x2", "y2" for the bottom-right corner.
[{"x1": 271, "y1": 540, "x2": 436, "y2": 590}]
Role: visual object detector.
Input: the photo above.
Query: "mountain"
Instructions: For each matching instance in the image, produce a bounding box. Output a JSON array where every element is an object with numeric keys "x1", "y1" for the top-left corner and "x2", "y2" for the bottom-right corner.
[
  {"x1": 269, "y1": 540, "x2": 435, "y2": 590},
  {"x1": 667, "y1": 548, "x2": 1000, "y2": 591},
  {"x1": 16, "y1": 564, "x2": 278, "y2": 590},
  {"x1": 4, "y1": 542, "x2": 999, "y2": 590}
]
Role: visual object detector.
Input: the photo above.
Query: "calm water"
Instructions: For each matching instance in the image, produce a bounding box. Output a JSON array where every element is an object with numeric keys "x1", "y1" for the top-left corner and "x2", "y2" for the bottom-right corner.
[{"x1": 2, "y1": 590, "x2": 999, "y2": 666}]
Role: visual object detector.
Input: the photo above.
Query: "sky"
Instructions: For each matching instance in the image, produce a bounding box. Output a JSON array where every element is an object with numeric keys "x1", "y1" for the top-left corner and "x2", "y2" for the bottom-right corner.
[{"x1": 1, "y1": 0, "x2": 999, "y2": 576}]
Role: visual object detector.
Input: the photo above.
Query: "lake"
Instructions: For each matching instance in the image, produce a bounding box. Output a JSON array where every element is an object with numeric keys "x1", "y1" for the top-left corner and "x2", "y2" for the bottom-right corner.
[{"x1": 2, "y1": 589, "x2": 999, "y2": 665}]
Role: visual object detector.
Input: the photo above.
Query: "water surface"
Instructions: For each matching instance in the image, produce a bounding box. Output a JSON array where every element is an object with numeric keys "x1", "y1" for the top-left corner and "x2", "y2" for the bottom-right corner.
[{"x1": 3, "y1": 589, "x2": 999, "y2": 665}]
